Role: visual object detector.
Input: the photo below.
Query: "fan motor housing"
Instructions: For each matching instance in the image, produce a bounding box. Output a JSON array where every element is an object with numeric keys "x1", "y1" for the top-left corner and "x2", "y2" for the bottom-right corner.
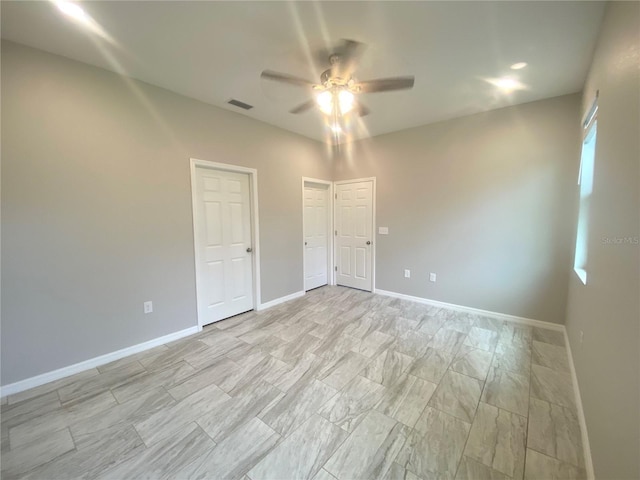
[{"x1": 321, "y1": 68, "x2": 350, "y2": 87}]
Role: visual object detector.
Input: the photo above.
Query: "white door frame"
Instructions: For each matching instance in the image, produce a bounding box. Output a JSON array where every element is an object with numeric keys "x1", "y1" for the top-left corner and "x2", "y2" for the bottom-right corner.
[
  {"x1": 190, "y1": 158, "x2": 261, "y2": 331},
  {"x1": 333, "y1": 177, "x2": 376, "y2": 291},
  {"x1": 302, "y1": 177, "x2": 334, "y2": 289}
]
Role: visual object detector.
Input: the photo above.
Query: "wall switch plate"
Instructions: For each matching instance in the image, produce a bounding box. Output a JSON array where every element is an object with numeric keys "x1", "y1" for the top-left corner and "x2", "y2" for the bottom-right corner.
[
  {"x1": 429, "y1": 273, "x2": 437, "y2": 282},
  {"x1": 580, "y1": 331, "x2": 584, "y2": 344},
  {"x1": 404, "y1": 269, "x2": 411, "y2": 278},
  {"x1": 379, "y1": 227, "x2": 389, "y2": 235},
  {"x1": 144, "y1": 301, "x2": 153, "y2": 314}
]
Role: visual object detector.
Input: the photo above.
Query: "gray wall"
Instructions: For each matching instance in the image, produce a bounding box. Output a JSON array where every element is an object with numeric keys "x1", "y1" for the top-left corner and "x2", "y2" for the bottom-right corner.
[
  {"x1": 1, "y1": 41, "x2": 330, "y2": 385},
  {"x1": 334, "y1": 94, "x2": 581, "y2": 324},
  {"x1": 565, "y1": 2, "x2": 640, "y2": 478}
]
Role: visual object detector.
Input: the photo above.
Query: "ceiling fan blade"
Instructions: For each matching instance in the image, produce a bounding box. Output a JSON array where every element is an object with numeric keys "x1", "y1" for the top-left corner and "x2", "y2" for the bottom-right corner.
[
  {"x1": 261, "y1": 70, "x2": 315, "y2": 88},
  {"x1": 289, "y1": 99, "x2": 316, "y2": 114},
  {"x1": 354, "y1": 76, "x2": 415, "y2": 93}
]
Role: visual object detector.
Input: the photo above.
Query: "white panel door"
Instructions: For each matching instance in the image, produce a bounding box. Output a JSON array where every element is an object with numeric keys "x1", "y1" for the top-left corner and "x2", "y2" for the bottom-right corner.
[
  {"x1": 336, "y1": 180, "x2": 373, "y2": 291},
  {"x1": 304, "y1": 184, "x2": 329, "y2": 291},
  {"x1": 195, "y1": 167, "x2": 253, "y2": 325}
]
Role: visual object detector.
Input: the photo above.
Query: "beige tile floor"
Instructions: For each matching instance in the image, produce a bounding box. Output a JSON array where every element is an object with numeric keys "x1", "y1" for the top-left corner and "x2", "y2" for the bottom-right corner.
[{"x1": 0, "y1": 286, "x2": 587, "y2": 479}]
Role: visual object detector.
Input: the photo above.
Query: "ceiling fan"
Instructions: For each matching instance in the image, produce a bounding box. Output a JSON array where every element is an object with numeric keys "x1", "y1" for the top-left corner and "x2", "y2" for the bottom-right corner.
[{"x1": 261, "y1": 39, "x2": 415, "y2": 119}]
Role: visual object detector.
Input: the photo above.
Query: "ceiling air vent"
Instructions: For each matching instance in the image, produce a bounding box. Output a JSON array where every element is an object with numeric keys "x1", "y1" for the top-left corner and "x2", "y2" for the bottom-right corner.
[{"x1": 228, "y1": 99, "x2": 253, "y2": 110}]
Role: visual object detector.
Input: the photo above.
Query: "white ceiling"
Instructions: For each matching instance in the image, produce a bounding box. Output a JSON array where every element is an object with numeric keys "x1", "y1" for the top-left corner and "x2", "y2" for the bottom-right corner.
[{"x1": 1, "y1": 1, "x2": 606, "y2": 142}]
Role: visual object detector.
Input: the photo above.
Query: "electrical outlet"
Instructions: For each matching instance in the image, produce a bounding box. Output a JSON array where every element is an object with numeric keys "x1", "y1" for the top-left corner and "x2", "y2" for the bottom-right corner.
[
  {"x1": 404, "y1": 269, "x2": 411, "y2": 278},
  {"x1": 429, "y1": 273, "x2": 437, "y2": 282},
  {"x1": 144, "y1": 301, "x2": 153, "y2": 314}
]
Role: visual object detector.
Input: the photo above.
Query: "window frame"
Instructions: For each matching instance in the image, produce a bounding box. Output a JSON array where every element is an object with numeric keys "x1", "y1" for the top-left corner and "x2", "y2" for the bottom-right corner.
[{"x1": 573, "y1": 94, "x2": 598, "y2": 285}]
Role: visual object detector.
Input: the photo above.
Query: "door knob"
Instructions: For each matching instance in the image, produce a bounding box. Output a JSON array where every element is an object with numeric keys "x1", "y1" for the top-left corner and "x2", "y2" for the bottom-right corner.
[
  {"x1": 366, "y1": 241, "x2": 371, "y2": 245},
  {"x1": 246, "y1": 247, "x2": 253, "y2": 253},
  {"x1": 304, "y1": 242, "x2": 308, "y2": 246}
]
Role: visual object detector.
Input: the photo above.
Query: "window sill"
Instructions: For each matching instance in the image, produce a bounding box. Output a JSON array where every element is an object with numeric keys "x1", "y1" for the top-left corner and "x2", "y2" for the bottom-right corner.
[{"x1": 574, "y1": 268, "x2": 587, "y2": 285}]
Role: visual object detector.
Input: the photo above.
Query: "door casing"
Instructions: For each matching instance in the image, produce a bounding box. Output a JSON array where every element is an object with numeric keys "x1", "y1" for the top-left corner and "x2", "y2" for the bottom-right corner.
[{"x1": 190, "y1": 158, "x2": 261, "y2": 331}]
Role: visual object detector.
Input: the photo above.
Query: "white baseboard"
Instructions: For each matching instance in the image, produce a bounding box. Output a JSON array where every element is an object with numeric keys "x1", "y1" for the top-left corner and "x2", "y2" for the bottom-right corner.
[
  {"x1": 0, "y1": 326, "x2": 199, "y2": 398},
  {"x1": 374, "y1": 288, "x2": 563, "y2": 331},
  {"x1": 257, "y1": 290, "x2": 305, "y2": 311},
  {"x1": 564, "y1": 329, "x2": 595, "y2": 479},
  {"x1": 3, "y1": 289, "x2": 306, "y2": 398}
]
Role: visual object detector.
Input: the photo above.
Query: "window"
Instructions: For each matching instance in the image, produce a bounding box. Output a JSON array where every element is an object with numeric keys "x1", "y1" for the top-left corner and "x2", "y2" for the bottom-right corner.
[{"x1": 574, "y1": 97, "x2": 598, "y2": 285}]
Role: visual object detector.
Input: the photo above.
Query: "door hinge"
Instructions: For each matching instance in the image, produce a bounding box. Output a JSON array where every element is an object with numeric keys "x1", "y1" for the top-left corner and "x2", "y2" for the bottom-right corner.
[
  {"x1": 335, "y1": 193, "x2": 337, "y2": 200},
  {"x1": 335, "y1": 230, "x2": 338, "y2": 236},
  {"x1": 335, "y1": 266, "x2": 338, "y2": 272}
]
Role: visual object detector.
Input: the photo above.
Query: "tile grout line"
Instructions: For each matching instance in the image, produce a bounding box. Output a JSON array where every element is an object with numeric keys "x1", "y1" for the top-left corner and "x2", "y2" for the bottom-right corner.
[
  {"x1": 315, "y1": 411, "x2": 364, "y2": 480},
  {"x1": 451, "y1": 317, "x2": 493, "y2": 480},
  {"x1": 525, "y1": 444, "x2": 587, "y2": 471},
  {"x1": 522, "y1": 333, "x2": 534, "y2": 479}
]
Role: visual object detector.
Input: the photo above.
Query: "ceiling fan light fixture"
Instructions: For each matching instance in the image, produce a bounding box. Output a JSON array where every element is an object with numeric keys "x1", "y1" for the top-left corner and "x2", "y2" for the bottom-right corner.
[
  {"x1": 264, "y1": 39, "x2": 415, "y2": 120},
  {"x1": 338, "y1": 90, "x2": 355, "y2": 115},
  {"x1": 317, "y1": 91, "x2": 333, "y2": 115}
]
